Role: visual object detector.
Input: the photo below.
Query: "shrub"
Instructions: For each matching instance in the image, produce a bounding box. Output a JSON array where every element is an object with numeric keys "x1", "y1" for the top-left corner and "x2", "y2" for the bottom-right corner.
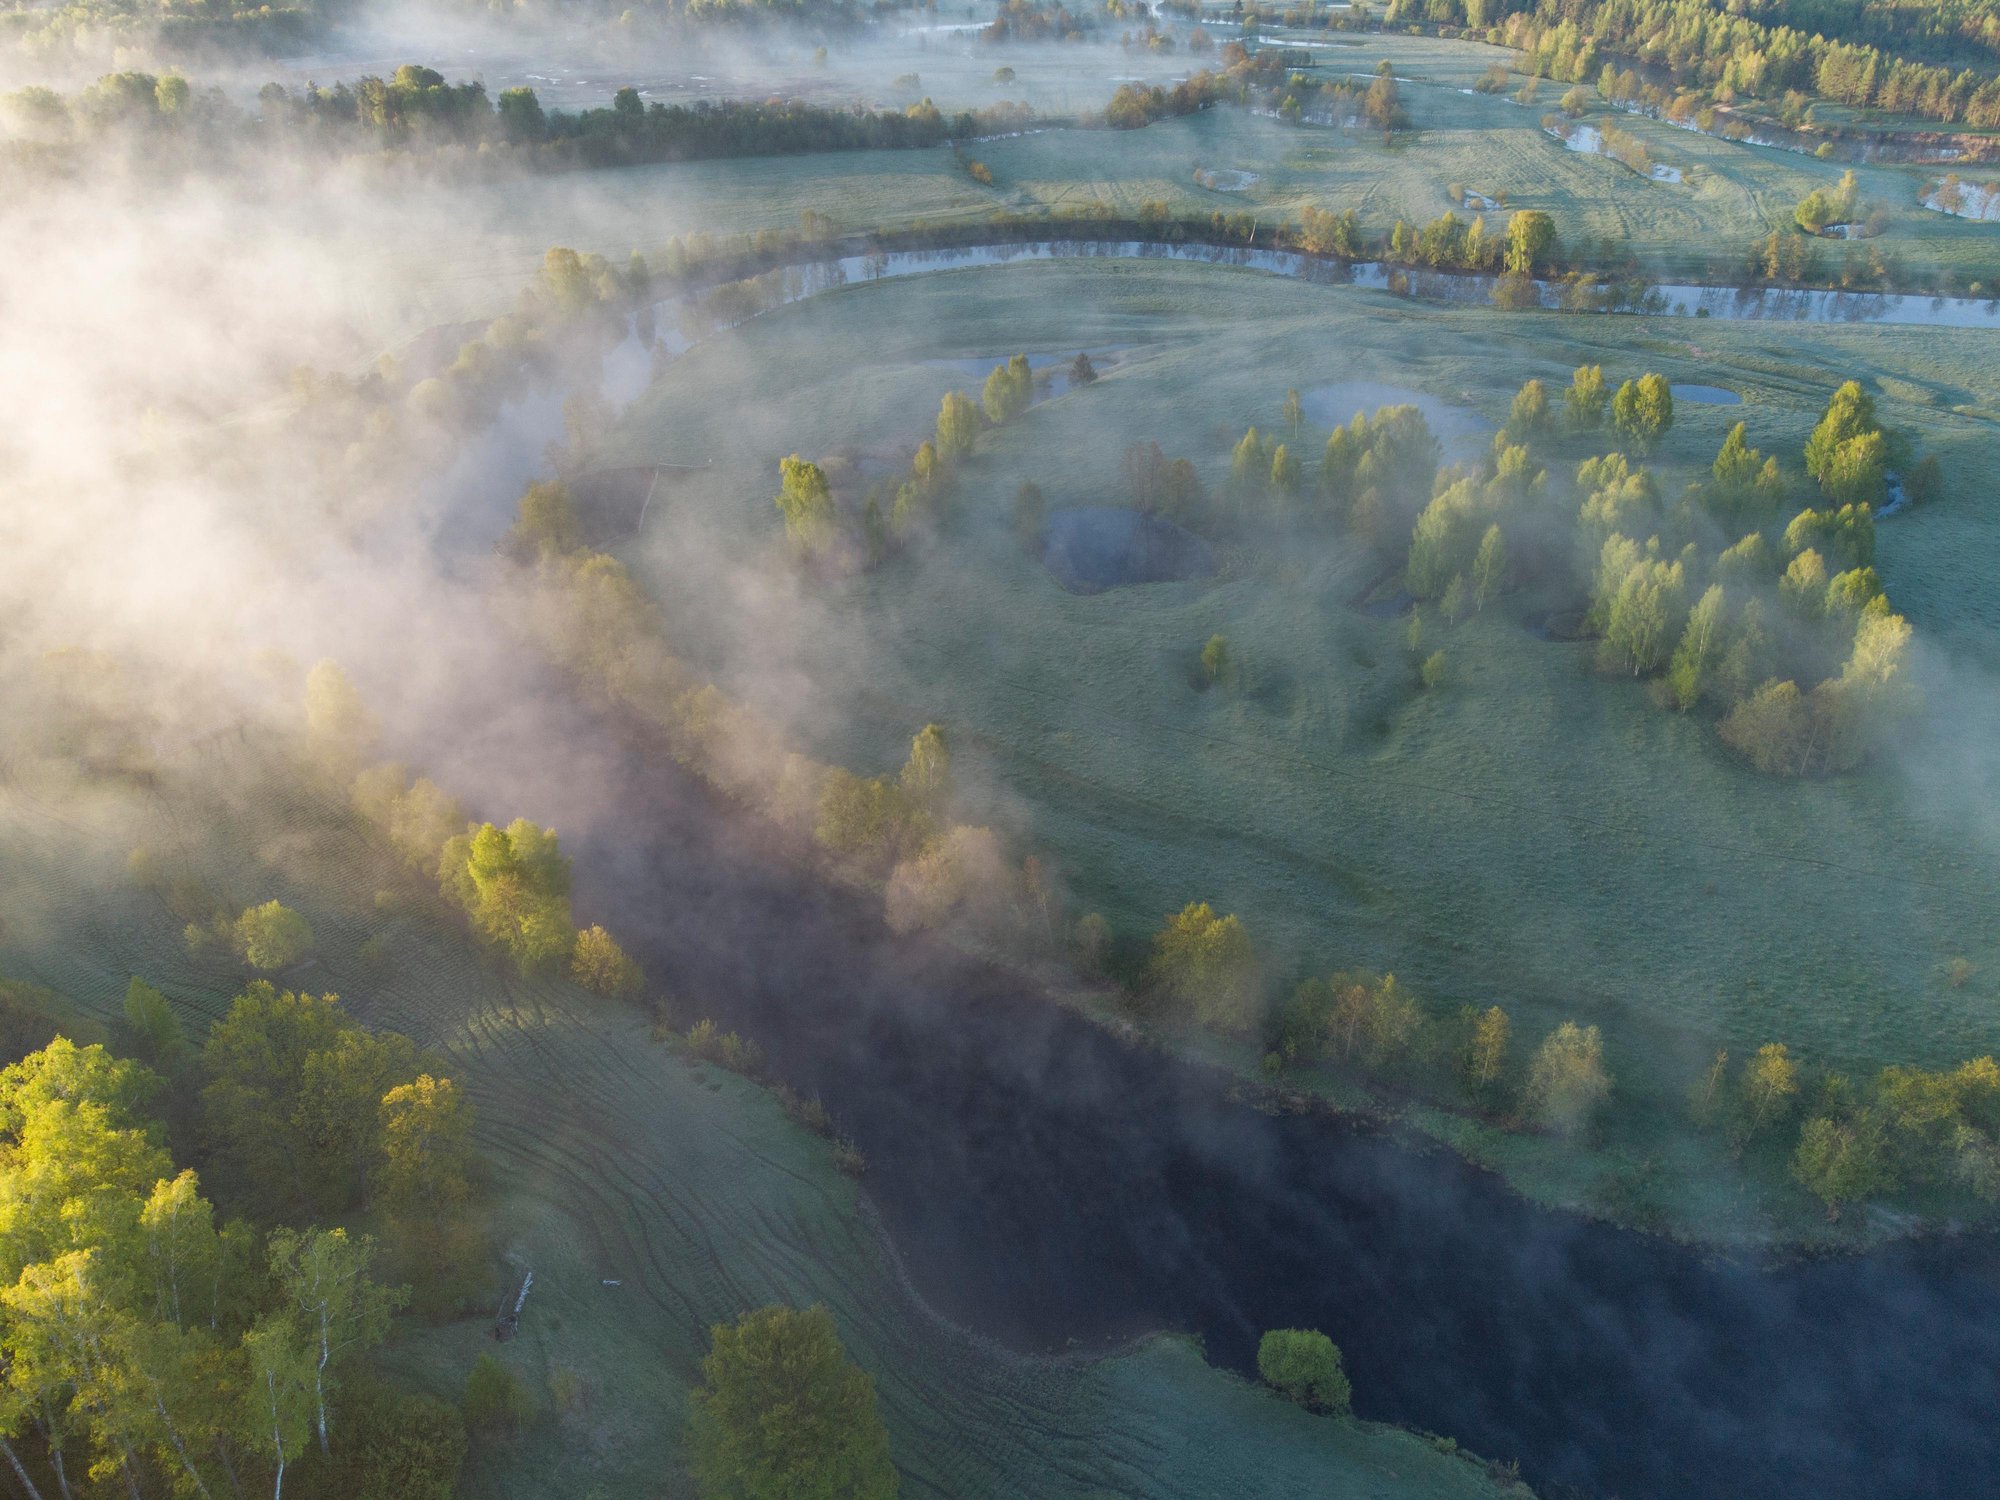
[
  {"x1": 572, "y1": 924, "x2": 644, "y2": 997},
  {"x1": 1257, "y1": 1328, "x2": 1351, "y2": 1414},
  {"x1": 232, "y1": 901, "x2": 314, "y2": 971},
  {"x1": 464, "y1": 1353, "x2": 535, "y2": 1434}
]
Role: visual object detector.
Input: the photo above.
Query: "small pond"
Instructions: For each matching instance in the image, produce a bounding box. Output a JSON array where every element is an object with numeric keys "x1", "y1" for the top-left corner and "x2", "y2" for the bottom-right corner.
[{"x1": 1041, "y1": 505, "x2": 1216, "y2": 594}]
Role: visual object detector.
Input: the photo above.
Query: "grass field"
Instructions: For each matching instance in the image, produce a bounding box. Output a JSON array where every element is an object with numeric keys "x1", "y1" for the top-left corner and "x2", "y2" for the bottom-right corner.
[
  {"x1": 0, "y1": 748, "x2": 1527, "y2": 1499},
  {"x1": 597, "y1": 254, "x2": 2000, "y2": 1241},
  {"x1": 362, "y1": 32, "x2": 2000, "y2": 337}
]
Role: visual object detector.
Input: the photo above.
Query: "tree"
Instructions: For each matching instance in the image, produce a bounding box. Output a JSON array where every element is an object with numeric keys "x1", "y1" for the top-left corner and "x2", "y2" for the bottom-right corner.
[
  {"x1": 1565, "y1": 364, "x2": 1607, "y2": 430},
  {"x1": 1470, "y1": 525, "x2": 1507, "y2": 611},
  {"x1": 331, "y1": 1380, "x2": 466, "y2": 1500},
  {"x1": 1269, "y1": 442, "x2": 1300, "y2": 497},
  {"x1": 1792, "y1": 1113, "x2": 1892, "y2": 1218},
  {"x1": 1742, "y1": 1043, "x2": 1800, "y2": 1135},
  {"x1": 775, "y1": 456, "x2": 836, "y2": 557},
  {"x1": 1611, "y1": 374, "x2": 1673, "y2": 452},
  {"x1": 504, "y1": 480, "x2": 580, "y2": 561},
  {"x1": 1507, "y1": 379, "x2": 1550, "y2": 440},
  {"x1": 242, "y1": 1316, "x2": 314, "y2": 1500},
  {"x1": 899, "y1": 723, "x2": 951, "y2": 808},
  {"x1": 1230, "y1": 426, "x2": 1268, "y2": 496},
  {"x1": 1665, "y1": 584, "x2": 1726, "y2": 709},
  {"x1": 1600, "y1": 558, "x2": 1686, "y2": 676},
  {"x1": 122, "y1": 977, "x2": 184, "y2": 1066},
  {"x1": 377, "y1": 1076, "x2": 473, "y2": 1233},
  {"x1": 571, "y1": 925, "x2": 643, "y2": 997},
  {"x1": 267, "y1": 1227, "x2": 403, "y2": 1455},
  {"x1": 1256, "y1": 1329, "x2": 1351, "y2": 1414},
  {"x1": 1719, "y1": 679, "x2": 1811, "y2": 774},
  {"x1": 438, "y1": 820, "x2": 575, "y2": 975},
  {"x1": 496, "y1": 86, "x2": 545, "y2": 144},
  {"x1": 1504, "y1": 209, "x2": 1556, "y2": 274},
  {"x1": 1200, "y1": 634, "x2": 1230, "y2": 686},
  {"x1": 1069, "y1": 352, "x2": 1097, "y2": 386},
  {"x1": 1805, "y1": 381, "x2": 1878, "y2": 484},
  {"x1": 980, "y1": 355, "x2": 1033, "y2": 425},
  {"x1": 1281, "y1": 387, "x2": 1302, "y2": 438},
  {"x1": 934, "y1": 391, "x2": 981, "y2": 462},
  {"x1": 1525, "y1": 1021, "x2": 1611, "y2": 1136},
  {"x1": 1420, "y1": 650, "x2": 1449, "y2": 688},
  {"x1": 1147, "y1": 903, "x2": 1260, "y2": 1032},
  {"x1": 233, "y1": 902, "x2": 315, "y2": 971},
  {"x1": 1466, "y1": 1005, "x2": 1510, "y2": 1092},
  {"x1": 686, "y1": 1304, "x2": 897, "y2": 1500}
]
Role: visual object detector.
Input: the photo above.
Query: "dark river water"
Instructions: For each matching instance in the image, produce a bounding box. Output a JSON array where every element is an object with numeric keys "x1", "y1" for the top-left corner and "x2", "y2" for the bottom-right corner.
[{"x1": 558, "y1": 746, "x2": 2000, "y2": 1500}]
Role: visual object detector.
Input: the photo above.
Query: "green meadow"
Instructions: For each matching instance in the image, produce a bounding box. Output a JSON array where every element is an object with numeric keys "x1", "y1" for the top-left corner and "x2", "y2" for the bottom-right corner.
[{"x1": 600, "y1": 254, "x2": 2000, "y2": 1240}]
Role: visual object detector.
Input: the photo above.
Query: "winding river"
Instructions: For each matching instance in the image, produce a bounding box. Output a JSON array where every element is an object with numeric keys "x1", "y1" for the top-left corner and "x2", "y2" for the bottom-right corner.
[{"x1": 425, "y1": 245, "x2": 2000, "y2": 1500}]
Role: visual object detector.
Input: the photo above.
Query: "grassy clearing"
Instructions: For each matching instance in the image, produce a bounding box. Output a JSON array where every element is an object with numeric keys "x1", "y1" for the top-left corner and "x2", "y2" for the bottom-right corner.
[
  {"x1": 0, "y1": 748, "x2": 1526, "y2": 1499},
  {"x1": 602, "y1": 254, "x2": 2000, "y2": 1241}
]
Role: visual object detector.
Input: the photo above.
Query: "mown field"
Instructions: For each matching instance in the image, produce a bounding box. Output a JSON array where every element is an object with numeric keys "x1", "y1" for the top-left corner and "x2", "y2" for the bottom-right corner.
[
  {"x1": 599, "y1": 255, "x2": 2000, "y2": 1239},
  {"x1": 0, "y1": 748, "x2": 1524, "y2": 1499}
]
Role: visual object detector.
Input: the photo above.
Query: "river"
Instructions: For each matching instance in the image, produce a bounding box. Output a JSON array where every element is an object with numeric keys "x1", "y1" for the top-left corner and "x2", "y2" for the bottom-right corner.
[{"x1": 417, "y1": 247, "x2": 2000, "y2": 1500}]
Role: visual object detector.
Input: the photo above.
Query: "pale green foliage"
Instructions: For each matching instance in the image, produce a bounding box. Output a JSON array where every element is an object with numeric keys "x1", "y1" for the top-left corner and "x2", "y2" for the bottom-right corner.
[
  {"x1": 1804, "y1": 381, "x2": 1878, "y2": 485},
  {"x1": 1611, "y1": 373, "x2": 1673, "y2": 451},
  {"x1": 980, "y1": 354, "x2": 1033, "y2": 425},
  {"x1": 1148, "y1": 903, "x2": 1261, "y2": 1032},
  {"x1": 1466, "y1": 1005, "x2": 1510, "y2": 1091},
  {"x1": 1256, "y1": 1329, "x2": 1351, "y2": 1414},
  {"x1": 378, "y1": 1075, "x2": 474, "y2": 1230},
  {"x1": 571, "y1": 924, "x2": 644, "y2": 997},
  {"x1": 1565, "y1": 364, "x2": 1607, "y2": 429},
  {"x1": 122, "y1": 977, "x2": 184, "y2": 1064},
  {"x1": 1420, "y1": 650, "x2": 1449, "y2": 688},
  {"x1": 1200, "y1": 634, "x2": 1230, "y2": 686},
  {"x1": 1792, "y1": 1113, "x2": 1892, "y2": 1215},
  {"x1": 1472, "y1": 524, "x2": 1507, "y2": 609},
  {"x1": 934, "y1": 390, "x2": 981, "y2": 462},
  {"x1": 899, "y1": 723, "x2": 951, "y2": 808},
  {"x1": 269, "y1": 1226, "x2": 404, "y2": 1454},
  {"x1": 1506, "y1": 378, "x2": 1550, "y2": 440},
  {"x1": 1666, "y1": 585, "x2": 1727, "y2": 709},
  {"x1": 687, "y1": 1304, "x2": 897, "y2": 1500},
  {"x1": 775, "y1": 455, "x2": 836, "y2": 557},
  {"x1": 438, "y1": 819, "x2": 575, "y2": 974},
  {"x1": 234, "y1": 901, "x2": 315, "y2": 971},
  {"x1": 1504, "y1": 208, "x2": 1556, "y2": 274},
  {"x1": 1526, "y1": 1021, "x2": 1611, "y2": 1136},
  {"x1": 1743, "y1": 1043, "x2": 1800, "y2": 1134},
  {"x1": 1598, "y1": 556, "x2": 1687, "y2": 676},
  {"x1": 1269, "y1": 441, "x2": 1300, "y2": 495},
  {"x1": 885, "y1": 825, "x2": 1007, "y2": 936}
]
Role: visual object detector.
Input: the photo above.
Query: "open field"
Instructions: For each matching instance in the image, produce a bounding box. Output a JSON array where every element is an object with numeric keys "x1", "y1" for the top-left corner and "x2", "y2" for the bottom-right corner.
[
  {"x1": 347, "y1": 32, "x2": 2000, "y2": 338},
  {"x1": 0, "y1": 749, "x2": 1524, "y2": 1499},
  {"x1": 599, "y1": 254, "x2": 2000, "y2": 1238}
]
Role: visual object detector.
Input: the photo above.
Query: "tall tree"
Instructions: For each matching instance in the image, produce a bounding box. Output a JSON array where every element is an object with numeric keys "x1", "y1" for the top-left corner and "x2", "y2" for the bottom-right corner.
[{"x1": 267, "y1": 1228, "x2": 402, "y2": 1456}]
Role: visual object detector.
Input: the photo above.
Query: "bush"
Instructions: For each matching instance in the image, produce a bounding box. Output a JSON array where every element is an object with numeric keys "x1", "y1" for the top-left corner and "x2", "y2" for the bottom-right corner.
[
  {"x1": 233, "y1": 901, "x2": 314, "y2": 971},
  {"x1": 1420, "y1": 650, "x2": 1449, "y2": 689},
  {"x1": 464, "y1": 1353, "x2": 535, "y2": 1434},
  {"x1": 1257, "y1": 1328, "x2": 1351, "y2": 1414},
  {"x1": 572, "y1": 924, "x2": 644, "y2": 997},
  {"x1": 333, "y1": 1379, "x2": 467, "y2": 1500}
]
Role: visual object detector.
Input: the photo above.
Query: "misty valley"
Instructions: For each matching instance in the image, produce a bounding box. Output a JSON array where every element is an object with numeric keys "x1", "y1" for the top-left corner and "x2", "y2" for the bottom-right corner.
[{"x1": 5, "y1": 0, "x2": 2000, "y2": 1496}]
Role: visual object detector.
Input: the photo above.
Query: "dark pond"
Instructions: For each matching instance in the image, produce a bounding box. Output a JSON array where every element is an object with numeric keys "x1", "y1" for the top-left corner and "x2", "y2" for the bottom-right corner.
[
  {"x1": 563, "y1": 746, "x2": 2000, "y2": 1500},
  {"x1": 1041, "y1": 505, "x2": 1217, "y2": 594}
]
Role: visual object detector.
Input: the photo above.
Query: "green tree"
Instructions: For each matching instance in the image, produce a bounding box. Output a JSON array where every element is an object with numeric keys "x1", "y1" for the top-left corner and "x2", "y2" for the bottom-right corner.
[
  {"x1": 1466, "y1": 1005, "x2": 1510, "y2": 1092},
  {"x1": 1526, "y1": 1021, "x2": 1611, "y2": 1136},
  {"x1": 1420, "y1": 649, "x2": 1449, "y2": 688},
  {"x1": 571, "y1": 925, "x2": 643, "y2": 997},
  {"x1": 504, "y1": 479, "x2": 580, "y2": 561},
  {"x1": 1256, "y1": 1329, "x2": 1351, "y2": 1414},
  {"x1": 1742, "y1": 1042, "x2": 1800, "y2": 1135},
  {"x1": 438, "y1": 820, "x2": 575, "y2": 975},
  {"x1": 378, "y1": 1076, "x2": 473, "y2": 1233},
  {"x1": 1804, "y1": 381, "x2": 1878, "y2": 484},
  {"x1": 1506, "y1": 378, "x2": 1550, "y2": 440},
  {"x1": 267, "y1": 1227, "x2": 403, "y2": 1455},
  {"x1": 1611, "y1": 373, "x2": 1673, "y2": 452},
  {"x1": 1792, "y1": 1112, "x2": 1892, "y2": 1218},
  {"x1": 234, "y1": 902, "x2": 315, "y2": 971},
  {"x1": 1600, "y1": 558, "x2": 1687, "y2": 676},
  {"x1": 1504, "y1": 209, "x2": 1556, "y2": 274},
  {"x1": 687, "y1": 1304, "x2": 897, "y2": 1500},
  {"x1": 242, "y1": 1315, "x2": 314, "y2": 1500},
  {"x1": 1147, "y1": 903, "x2": 1260, "y2": 1031},
  {"x1": 1269, "y1": 442, "x2": 1300, "y2": 497},
  {"x1": 775, "y1": 456, "x2": 836, "y2": 557},
  {"x1": 1281, "y1": 387, "x2": 1302, "y2": 438},
  {"x1": 330, "y1": 1380, "x2": 466, "y2": 1500},
  {"x1": 1665, "y1": 584, "x2": 1726, "y2": 709},
  {"x1": 1200, "y1": 634, "x2": 1230, "y2": 686},
  {"x1": 1471, "y1": 525, "x2": 1507, "y2": 610},
  {"x1": 899, "y1": 724, "x2": 951, "y2": 808},
  {"x1": 980, "y1": 355, "x2": 1033, "y2": 425},
  {"x1": 1565, "y1": 364, "x2": 1607, "y2": 430},
  {"x1": 122, "y1": 977, "x2": 184, "y2": 1066},
  {"x1": 934, "y1": 391, "x2": 981, "y2": 462}
]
